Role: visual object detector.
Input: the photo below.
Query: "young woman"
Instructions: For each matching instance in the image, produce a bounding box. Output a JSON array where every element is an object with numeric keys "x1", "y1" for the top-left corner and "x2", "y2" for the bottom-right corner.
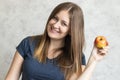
[{"x1": 5, "y1": 2, "x2": 109, "y2": 80}]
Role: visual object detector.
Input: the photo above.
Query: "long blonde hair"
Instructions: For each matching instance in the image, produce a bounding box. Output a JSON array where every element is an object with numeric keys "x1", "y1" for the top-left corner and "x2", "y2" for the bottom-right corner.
[{"x1": 34, "y1": 2, "x2": 85, "y2": 80}]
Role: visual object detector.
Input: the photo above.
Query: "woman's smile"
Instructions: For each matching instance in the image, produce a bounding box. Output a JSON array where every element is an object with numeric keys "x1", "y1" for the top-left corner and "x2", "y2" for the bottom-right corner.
[
  {"x1": 50, "y1": 26, "x2": 60, "y2": 34},
  {"x1": 47, "y1": 10, "x2": 70, "y2": 40}
]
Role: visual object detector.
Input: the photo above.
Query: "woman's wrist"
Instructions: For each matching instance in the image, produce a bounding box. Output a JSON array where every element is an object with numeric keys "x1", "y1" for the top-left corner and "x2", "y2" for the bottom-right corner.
[
  {"x1": 92, "y1": 55, "x2": 98, "y2": 62},
  {"x1": 77, "y1": 55, "x2": 98, "y2": 80},
  {"x1": 88, "y1": 55, "x2": 98, "y2": 66}
]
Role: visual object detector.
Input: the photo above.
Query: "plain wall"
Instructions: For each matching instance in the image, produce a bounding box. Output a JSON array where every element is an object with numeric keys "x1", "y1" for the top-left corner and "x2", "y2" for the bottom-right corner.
[{"x1": 0, "y1": 0, "x2": 120, "y2": 80}]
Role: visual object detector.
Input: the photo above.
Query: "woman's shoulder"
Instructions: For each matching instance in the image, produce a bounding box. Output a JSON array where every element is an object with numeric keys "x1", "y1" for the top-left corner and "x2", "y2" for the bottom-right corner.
[
  {"x1": 29, "y1": 35, "x2": 42, "y2": 41},
  {"x1": 18, "y1": 35, "x2": 42, "y2": 48},
  {"x1": 28, "y1": 35, "x2": 42, "y2": 44},
  {"x1": 25, "y1": 34, "x2": 43, "y2": 48},
  {"x1": 16, "y1": 35, "x2": 43, "y2": 57}
]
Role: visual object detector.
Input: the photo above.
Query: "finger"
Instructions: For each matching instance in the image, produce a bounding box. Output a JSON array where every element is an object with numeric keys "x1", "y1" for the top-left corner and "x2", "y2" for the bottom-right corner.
[
  {"x1": 97, "y1": 52, "x2": 106, "y2": 56},
  {"x1": 98, "y1": 46, "x2": 109, "y2": 51},
  {"x1": 103, "y1": 46, "x2": 109, "y2": 50},
  {"x1": 98, "y1": 49, "x2": 108, "y2": 53},
  {"x1": 98, "y1": 50, "x2": 108, "y2": 55}
]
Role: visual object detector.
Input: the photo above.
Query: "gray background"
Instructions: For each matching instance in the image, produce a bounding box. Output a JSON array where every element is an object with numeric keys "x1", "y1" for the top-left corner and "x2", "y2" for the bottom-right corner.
[{"x1": 0, "y1": 0, "x2": 120, "y2": 80}]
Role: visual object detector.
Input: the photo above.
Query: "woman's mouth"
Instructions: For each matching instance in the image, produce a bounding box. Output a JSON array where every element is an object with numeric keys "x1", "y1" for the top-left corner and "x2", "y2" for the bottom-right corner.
[{"x1": 50, "y1": 26, "x2": 60, "y2": 34}]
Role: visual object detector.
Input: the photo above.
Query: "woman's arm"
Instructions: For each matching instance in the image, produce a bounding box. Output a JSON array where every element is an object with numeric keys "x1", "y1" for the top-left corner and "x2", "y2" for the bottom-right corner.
[
  {"x1": 77, "y1": 54, "x2": 97, "y2": 80},
  {"x1": 77, "y1": 46, "x2": 109, "y2": 80},
  {"x1": 5, "y1": 51, "x2": 24, "y2": 80}
]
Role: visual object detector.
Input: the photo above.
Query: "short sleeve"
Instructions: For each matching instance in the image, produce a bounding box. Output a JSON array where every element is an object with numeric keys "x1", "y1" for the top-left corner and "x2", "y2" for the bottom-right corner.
[
  {"x1": 82, "y1": 54, "x2": 86, "y2": 65},
  {"x1": 16, "y1": 37, "x2": 30, "y2": 59}
]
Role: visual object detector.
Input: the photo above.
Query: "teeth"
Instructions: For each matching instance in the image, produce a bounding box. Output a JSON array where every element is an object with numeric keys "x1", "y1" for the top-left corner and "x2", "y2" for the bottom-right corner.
[
  {"x1": 51, "y1": 27, "x2": 59, "y2": 33},
  {"x1": 52, "y1": 29, "x2": 59, "y2": 33}
]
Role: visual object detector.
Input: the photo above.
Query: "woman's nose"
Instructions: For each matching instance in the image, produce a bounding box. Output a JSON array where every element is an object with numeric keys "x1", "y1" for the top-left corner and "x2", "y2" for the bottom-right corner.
[{"x1": 53, "y1": 21, "x2": 60, "y2": 29}]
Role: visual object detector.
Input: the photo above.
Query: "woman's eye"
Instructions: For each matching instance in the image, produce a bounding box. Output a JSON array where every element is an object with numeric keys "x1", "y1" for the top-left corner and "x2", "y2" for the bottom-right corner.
[
  {"x1": 62, "y1": 21, "x2": 68, "y2": 27},
  {"x1": 52, "y1": 16, "x2": 58, "y2": 21},
  {"x1": 63, "y1": 23, "x2": 67, "y2": 26}
]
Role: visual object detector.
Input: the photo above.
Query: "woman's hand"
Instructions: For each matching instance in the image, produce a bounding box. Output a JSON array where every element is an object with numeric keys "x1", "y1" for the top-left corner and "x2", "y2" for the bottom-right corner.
[
  {"x1": 91, "y1": 45, "x2": 109, "y2": 61},
  {"x1": 76, "y1": 45, "x2": 109, "y2": 80}
]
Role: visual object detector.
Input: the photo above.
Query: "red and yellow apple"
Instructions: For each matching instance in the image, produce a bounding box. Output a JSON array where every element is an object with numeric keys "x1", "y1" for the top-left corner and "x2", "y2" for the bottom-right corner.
[{"x1": 94, "y1": 36, "x2": 108, "y2": 48}]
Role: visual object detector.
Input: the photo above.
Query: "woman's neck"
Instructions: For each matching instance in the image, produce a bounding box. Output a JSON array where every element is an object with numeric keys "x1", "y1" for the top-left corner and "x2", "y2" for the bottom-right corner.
[
  {"x1": 47, "y1": 39, "x2": 64, "y2": 59},
  {"x1": 49, "y1": 39, "x2": 65, "y2": 50}
]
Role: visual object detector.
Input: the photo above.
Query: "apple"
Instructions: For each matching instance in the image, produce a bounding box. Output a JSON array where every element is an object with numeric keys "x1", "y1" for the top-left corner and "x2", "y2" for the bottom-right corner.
[{"x1": 94, "y1": 36, "x2": 108, "y2": 48}]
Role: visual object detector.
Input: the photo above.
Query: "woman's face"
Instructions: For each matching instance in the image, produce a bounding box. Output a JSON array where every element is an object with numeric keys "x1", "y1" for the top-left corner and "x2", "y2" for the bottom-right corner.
[{"x1": 47, "y1": 10, "x2": 70, "y2": 40}]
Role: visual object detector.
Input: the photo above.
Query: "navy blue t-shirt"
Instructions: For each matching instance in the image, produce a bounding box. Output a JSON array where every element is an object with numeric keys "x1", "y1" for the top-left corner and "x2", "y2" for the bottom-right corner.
[{"x1": 16, "y1": 36, "x2": 86, "y2": 80}]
